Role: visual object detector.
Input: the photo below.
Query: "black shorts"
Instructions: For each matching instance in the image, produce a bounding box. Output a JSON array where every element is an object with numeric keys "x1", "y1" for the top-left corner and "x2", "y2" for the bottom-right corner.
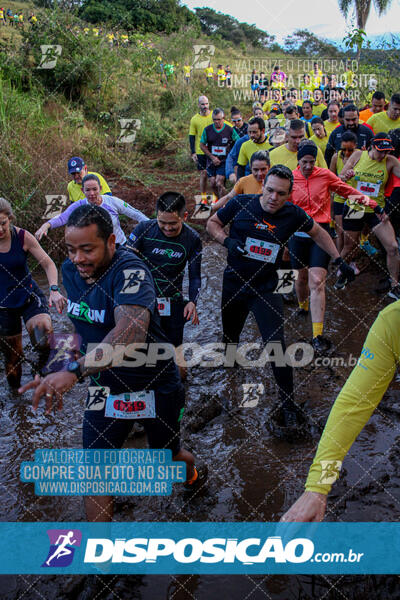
[
  {"x1": 159, "y1": 299, "x2": 186, "y2": 347},
  {"x1": 288, "y1": 224, "x2": 332, "y2": 270},
  {"x1": 0, "y1": 281, "x2": 49, "y2": 337},
  {"x1": 333, "y1": 201, "x2": 345, "y2": 216},
  {"x1": 196, "y1": 154, "x2": 207, "y2": 171},
  {"x1": 342, "y1": 204, "x2": 381, "y2": 232},
  {"x1": 82, "y1": 385, "x2": 185, "y2": 456}
]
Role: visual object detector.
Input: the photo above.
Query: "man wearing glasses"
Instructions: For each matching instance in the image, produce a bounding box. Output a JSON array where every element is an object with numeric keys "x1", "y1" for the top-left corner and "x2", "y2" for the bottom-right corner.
[{"x1": 231, "y1": 108, "x2": 248, "y2": 138}]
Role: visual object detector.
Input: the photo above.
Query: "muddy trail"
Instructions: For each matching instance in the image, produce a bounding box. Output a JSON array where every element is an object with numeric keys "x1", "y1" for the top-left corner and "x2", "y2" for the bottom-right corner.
[{"x1": 1, "y1": 172, "x2": 400, "y2": 599}]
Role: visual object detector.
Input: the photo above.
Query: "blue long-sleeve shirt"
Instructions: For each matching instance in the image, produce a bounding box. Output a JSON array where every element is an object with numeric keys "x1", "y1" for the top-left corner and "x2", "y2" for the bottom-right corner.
[{"x1": 225, "y1": 134, "x2": 250, "y2": 178}]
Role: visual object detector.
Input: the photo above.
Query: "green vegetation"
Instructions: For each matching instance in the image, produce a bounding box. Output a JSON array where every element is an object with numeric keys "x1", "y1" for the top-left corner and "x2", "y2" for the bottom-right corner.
[{"x1": 0, "y1": 0, "x2": 398, "y2": 235}]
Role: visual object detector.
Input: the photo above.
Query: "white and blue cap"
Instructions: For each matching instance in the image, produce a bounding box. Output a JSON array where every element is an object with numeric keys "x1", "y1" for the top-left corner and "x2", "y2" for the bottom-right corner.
[{"x1": 68, "y1": 156, "x2": 85, "y2": 173}]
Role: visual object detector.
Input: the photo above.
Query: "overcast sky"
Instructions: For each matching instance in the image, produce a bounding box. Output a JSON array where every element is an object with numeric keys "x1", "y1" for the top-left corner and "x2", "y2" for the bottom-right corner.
[{"x1": 183, "y1": 0, "x2": 400, "y2": 43}]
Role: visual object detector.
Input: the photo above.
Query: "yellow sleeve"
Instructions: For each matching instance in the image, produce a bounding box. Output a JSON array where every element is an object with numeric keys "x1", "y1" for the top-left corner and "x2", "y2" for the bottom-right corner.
[
  {"x1": 237, "y1": 143, "x2": 248, "y2": 167},
  {"x1": 366, "y1": 115, "x2": 377, "y2": 133},
  {"x1": 306, "y1": 310, "x2": 397, "y2": 494},
  {"x1": 189, "y1": 116, "x2": 197, "y2": 136},
  {"x1": 316, "y1": 148, "x2": 327, "y2": 169},
  {"x1": 98, "y1": 173, "x2": 111, "y2": 195}
]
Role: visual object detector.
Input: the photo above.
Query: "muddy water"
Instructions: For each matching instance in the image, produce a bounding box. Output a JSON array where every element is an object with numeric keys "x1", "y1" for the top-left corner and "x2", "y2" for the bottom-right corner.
[{"x1": 1, "y1": 240, "x2": 400, "y2": 599}]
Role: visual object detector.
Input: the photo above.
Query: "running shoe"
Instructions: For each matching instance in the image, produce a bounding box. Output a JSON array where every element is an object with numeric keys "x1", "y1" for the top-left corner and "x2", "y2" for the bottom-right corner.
[
  {"x1": 360, "y1": 239, "x2": 378, "y2": 256},
  {"x1": 388, "y1": 285, "x2": 400, "y2": 301},
  {"x1": 312, "y1": 335, "x2": 331, "y2": 354},
  {"x1": 183, "y1": 465, "x2": 208, "y2": 493}
]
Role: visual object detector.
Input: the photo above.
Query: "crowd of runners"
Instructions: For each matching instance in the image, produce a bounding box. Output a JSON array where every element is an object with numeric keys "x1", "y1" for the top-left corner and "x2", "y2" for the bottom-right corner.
[{"x1": 2, "y1": 75, "x2": 400, "y2": 525}]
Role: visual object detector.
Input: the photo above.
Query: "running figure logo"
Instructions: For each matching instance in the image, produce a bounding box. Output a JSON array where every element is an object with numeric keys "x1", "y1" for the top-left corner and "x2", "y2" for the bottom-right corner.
[
  {"x1": 86, "y1": 386, "x2": 110, "y2": 410},
  {"x1": 42, "y1": 529, "x2": 82, "y2": 567},
  {"x1": 117, "y1": 119, "x2": 141, "y2": 144},
  {"x1": 121, "y1": 269, "x2": 145, "y2": 294},
  {"x1": 240, "y1": 383, "x2": 264, "y2": 408},
  {"x1": 192, "y1": 45, "x2": 215, "y2": 69},
  {"x1": 38, "y1": 45, "x2": 62, "y2": 69},
  {"x1": 318, "y1": 460, "x2": 342, "y2": 485},
  {"x1": 43, "y1": 195, "x2": 67, "y2": 220},
  {"x1": 274, "y1": 270, "x2": 298, "y2": 294},
  {"x1": 42, "y1": 333, "x2": 81, "y2": 375}
]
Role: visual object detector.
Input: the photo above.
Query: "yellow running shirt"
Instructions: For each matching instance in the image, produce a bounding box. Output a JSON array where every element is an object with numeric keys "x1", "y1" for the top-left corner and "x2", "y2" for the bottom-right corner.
[
  {"x1": 366, "y1": 110, "x2": 400, "y2": 134},
  {"x1": 346, "y1": 150, "x2": 388, "y2": 212},
  {"x1": 184, "y1": 65, "x2": 191, "y2": 77},
  {"x1": 237, "y1": 139, "x2": 273, "y2": 167},
  {"x1": 67, "y1": 171, "x2": 111, "y2": 203},
  {"x1": 312, "y1": 103, "x2": 327, "y2": 118},
  {"x1": 269, "y1": 144, "x2": 327, "y2": 170},
  {"x1": 204, "y1": 66, "x2": 214, "y2": 79},
  {"x1": 324, "y1": 120, "x2": 340, "y2": 136},
  {"x1": 306, "y1": 301, "x2": 400, "y2": 494},
  {"x1": 310, "y1": 133, "x2": 329, "y2": 155},
  {"x1": 332, "y1": 152, "x2": 346, "y2": 204},
  {"x1": 189, "y1": 113, "x2": 213, "y2": 155}
]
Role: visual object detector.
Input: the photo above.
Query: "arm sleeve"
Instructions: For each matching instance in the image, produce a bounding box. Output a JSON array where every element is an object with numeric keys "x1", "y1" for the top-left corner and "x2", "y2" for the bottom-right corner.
[
  {"x1": 113, "y1": 264, "x2": 156, "y2": 312},
  {"x1": 225, "y1": 138, "x2": 242, "y2": 178},
  {"x1": 48, "y1": 200, "x2": 83, "y2": 229},
  {"x1": 187, "y1": 237, "x2": 202, "y2": 303},
  {"x1": 189, "y1": 135, "x2": 196, "y2": 154},
  {"x1": 126, "y1": 221, "x2": 146, "y2": 250},
  {"x1": 99, "y1": 174, "x2": 111, "y2": 195},
  {"x1": 326, "y1": 170, "x2": 364, "y2": 200},
  {"x1": 305, "y1": 311, "x2": 397, "y2": 494},
  {"x1": 189, "y1": 117, "x2": 196, "y2": 136},
  {"x1": 316, "y1": 148, "x2": 327, "y2": 168},
  {"x1": 217, "y1": 196, "x2": 244, "y2": 226},
  {"x1": 111, "y1": 196, "x2": 148, "y2": 222},
  {"x1": 237, "y1": 144, "x2": 248, "y2": 167},
  {"x1": 324, "y1": 130, "x2": 337, "y2": 167},
  {"x1": 237, "y1": 164, "x2": 245, "y2": 179}
]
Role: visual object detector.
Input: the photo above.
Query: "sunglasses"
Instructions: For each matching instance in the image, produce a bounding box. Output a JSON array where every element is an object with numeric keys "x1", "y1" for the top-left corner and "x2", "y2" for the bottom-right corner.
[{"x1": 232, "y1": 118, "x2": 242, "y2": 122}]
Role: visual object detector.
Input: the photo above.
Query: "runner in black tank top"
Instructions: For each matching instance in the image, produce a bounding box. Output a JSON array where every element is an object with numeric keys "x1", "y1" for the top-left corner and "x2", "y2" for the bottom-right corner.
[{"x1": 0, "y1": 198, "x2": 65, "y2": 388}]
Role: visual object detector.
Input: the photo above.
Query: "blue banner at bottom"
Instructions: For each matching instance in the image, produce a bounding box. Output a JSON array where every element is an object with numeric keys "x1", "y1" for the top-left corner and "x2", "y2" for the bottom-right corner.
[{"x1": 1, "y1": 522, "x2": 400, "y2": 574}]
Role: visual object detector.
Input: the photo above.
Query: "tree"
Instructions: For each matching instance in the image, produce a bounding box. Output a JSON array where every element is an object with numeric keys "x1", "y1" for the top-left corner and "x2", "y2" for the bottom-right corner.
[
  {"x1": 284, "y1": 30, "x2": 340, "y2": 56},
  {"x1": 338, "y1": 0, "x2": 393, "y2": 58},
  {"x1": 195, "y1": 7, "x2": 275, "y2": 48}
]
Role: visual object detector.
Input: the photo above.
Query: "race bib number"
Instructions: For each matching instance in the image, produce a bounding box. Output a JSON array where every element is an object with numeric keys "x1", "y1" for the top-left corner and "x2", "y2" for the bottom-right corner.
[
  {"x1": 356, "y1": 180, "x2": 381, "y2": 197},
  {"x1": 211, "y1": 145, "x2": 226, "y2": 156},
  {"x1": 105, "y1": 391, "x2": 156, "y2": 420},
  {"x1": 244, "y1": 237, "x2": 279, "y2": 263},
  {"x1": 157, "y1": 297, "x2": 171, "y2": 316}
]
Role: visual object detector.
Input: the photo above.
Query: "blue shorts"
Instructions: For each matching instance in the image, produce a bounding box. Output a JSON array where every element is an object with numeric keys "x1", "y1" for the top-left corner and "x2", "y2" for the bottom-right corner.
[
  {"x1": 82, "y1": 385, "x2": 185, "y2": 456},
  {"x1": 206, "y1": 163, "x2": 226, "y2": 178},
  {"x1": 0, "y1": 280, "x2": 49, "y2": 337}
]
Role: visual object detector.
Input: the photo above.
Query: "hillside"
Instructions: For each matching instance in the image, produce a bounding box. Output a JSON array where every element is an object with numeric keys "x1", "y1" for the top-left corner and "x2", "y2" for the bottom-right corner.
[{"x1": 0, "y1": 1, "x2": 397, "y2": 239}]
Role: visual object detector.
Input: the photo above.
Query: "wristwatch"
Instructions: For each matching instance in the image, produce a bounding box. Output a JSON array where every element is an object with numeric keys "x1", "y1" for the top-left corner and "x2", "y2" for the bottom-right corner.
[
  {"x1": 66, "y1": 361, "x2": 84, "y2": 382},
  {"x1": 50, "y1": 285, "x2": 60, "y2": 292}
]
